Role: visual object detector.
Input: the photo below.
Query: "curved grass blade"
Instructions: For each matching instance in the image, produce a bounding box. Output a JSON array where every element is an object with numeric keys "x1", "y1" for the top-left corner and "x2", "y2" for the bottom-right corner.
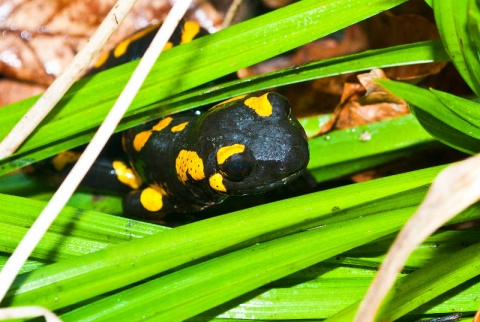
[
  {"x1": 60, "y1": 206, "x2": 480, "y2": 321},
  {"x1": 434, "y1": 0, "x2": 480, "y2": 95},
  {"x1": 307, "y1": 114, "x2": 434, "y2": 181},
  {"x1": 340, "y1": 229, "x2": 480, "y2": 270},
  {"x1": 59, "y1": 208, "x2": 416, "y2": 321},
  {"x1": 2, "y1": 166, "x2": 445, "y2": 311},
  {"x1": 376, "y1": 79, "x2": 480, "y2": 154},
  {"x1": 327, "y1": 242, "x2": 480, "y2": 321},
  {"x1": 468, "y1": 0, "x2": 480, "y2": 56},
  {"x1": 0, "y1": 194, "x2": 166, "y2": 262},
  {"x1": 193, "y1": 229, "x2": 480, "y2": 320}
]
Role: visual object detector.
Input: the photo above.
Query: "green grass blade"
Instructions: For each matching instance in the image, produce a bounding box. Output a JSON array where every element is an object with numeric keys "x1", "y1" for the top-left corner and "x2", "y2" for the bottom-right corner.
[
  {"x1": 431, "y1": 88, "x2": 480, "y2": 125},
  {"x1": 59, "y1": 206, "x2": 480, "y2": 321},
  {"x1": 468, "y1": 0, "x2": 480, "y2": 56},
  {"x1": 0, "y1": 256, "x2": 46, "y2": 275},
  {"x1": 434, "y1": 0, "x2": 480, "y2": 95},
  {"x1": 59, "y1": 208, "x2": 415, "y2": 321},
  {"x1": 341, "y1": 229, "x2": 480, "y2": 269},
  {"x1": 3, "y1": 166, "x2": 445, "y2": 311},
  {"x1": 307, "y1": 114, "x2": 434, "y2": 177},
  {"x1": 327, "y1": 242, "x2": 480, "y2": 321},
  {"x1": 189, "y1": 229, "x2": 480, "y2": 320},
  {"x1": 0, "y1": 194, "x2": 166, "y2": 261},
  {"x1": 377, "y1": 79, "x2": 480, "y2": 154}
]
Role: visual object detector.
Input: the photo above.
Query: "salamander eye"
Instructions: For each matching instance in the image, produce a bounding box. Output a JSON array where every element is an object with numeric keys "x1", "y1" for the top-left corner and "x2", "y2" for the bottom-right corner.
[{"x1": 219, "y1": 148, "x2": 254, "y2": 182}]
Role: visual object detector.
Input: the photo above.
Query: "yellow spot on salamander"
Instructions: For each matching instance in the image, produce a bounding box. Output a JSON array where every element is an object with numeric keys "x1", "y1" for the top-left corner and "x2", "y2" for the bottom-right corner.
[
  {"x1": 152, "y1": 117, "x2": 173, "y2": 131},
  {"x1": 133, "y1": 117, "x2": 173, "y2": 151},
  {"x1": 140, "y1": 187, "x2": 163, "y2": 212},
  {"x1": 211, "y1": 94, "x2": 247, "y2": 109},
  {"x1": 176, "y1": 150, "x2": 205, "y2": 183},
  {"x1": 244, "y1": 93, "x2": 272, "y2": 117},
  {"x1": 209, "y1": 173, "x2": 227, "y2": 192},
  {"x1": 133, "y1": 131, "x2": 152, "y2": 152},
  {"x1": 112, "y1": 161, "x2": 143, "y2": 189},
  {"x1": 94, "y1": 51, "x2": 110, "y2": 69},
  {"x1": 52, "y1": 151, "x2": 81, "y2": 171},
  {"x1": 163, "y1": 42, "x2": 173, "y2": 51},
  {"x1": 171, "y1": 121, "x2": 189, "y2": 132},
  {"x1": 217, "y1": 144, "x2": 245, "y2": 165},
  {"x1": 113, "y1": 24, "x2": 159, "y2": 58},
  {"x1": 181, "y1": 21, "x2": 201, "y2": 44}
]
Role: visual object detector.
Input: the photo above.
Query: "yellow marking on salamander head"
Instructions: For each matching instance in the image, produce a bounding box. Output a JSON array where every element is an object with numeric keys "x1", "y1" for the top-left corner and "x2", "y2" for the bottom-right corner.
[
  {"x1": 217, "y1": 144, "x2": 245, "y2": 165},
  {"x1": 181, "y1": 21, "x2": 201, "y2": 44},
  {"x1": 133, "y1": 131, "x2": 152, "y2": 152},
  {"x1": 211, "y1": 94, "x2": 247, "y2": 109},
  {"x1": 112, "y1": 161, "x2": 143, "y2": 189},
  {"x1": 176, "y1": 150, "x2": 205, "y2": 183},
  {"x1": 52, "y1": 151, "x2": 81, "y2": 171},
  {"x1": 140, "y1": 187, "x2": 163, "y2": 212},
  {"x1": 171, "y1": 121, "x2": 189, "y2": 132},
  {"x1": 209, "y1": 173, "x2": 226, "y2": 192},
  {"x1": 113, "y1": 24, "x2": 159, "y2": 58},
  {"x1": 244, "y1": 93, "x2": 272, "y2": 117}
]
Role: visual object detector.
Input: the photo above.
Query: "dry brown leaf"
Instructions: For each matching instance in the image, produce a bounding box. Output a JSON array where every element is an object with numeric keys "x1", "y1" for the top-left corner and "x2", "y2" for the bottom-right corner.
[
  {"x1": 0, "y1": 79, "x2": 44, "y2": 103},
  {"x1": 318, "y1": 68, "x2": 408, "y2": 135}
]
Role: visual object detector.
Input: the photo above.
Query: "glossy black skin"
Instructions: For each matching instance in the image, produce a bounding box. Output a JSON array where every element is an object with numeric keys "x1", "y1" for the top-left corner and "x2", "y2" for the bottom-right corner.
[
  {"x1": 122, "y1": 93, "x2": 309, "y2": 216},
  {"x1": 62, "y1": 20, "x2": 308, "y2": 217}
]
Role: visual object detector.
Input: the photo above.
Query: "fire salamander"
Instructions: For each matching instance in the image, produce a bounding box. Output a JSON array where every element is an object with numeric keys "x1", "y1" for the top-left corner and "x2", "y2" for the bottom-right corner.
[
  {"x1": 119, "y1": 92, "x2": 309, "y2": 217},
  {"x1": 49, "y1": 20, "x2": 309, "y2": 217}
]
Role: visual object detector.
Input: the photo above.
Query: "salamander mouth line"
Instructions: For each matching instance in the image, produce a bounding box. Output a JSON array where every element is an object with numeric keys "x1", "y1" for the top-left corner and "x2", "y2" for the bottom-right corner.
[{"x1": 225, "y1": 169, "x2": 305, "y2": 195}]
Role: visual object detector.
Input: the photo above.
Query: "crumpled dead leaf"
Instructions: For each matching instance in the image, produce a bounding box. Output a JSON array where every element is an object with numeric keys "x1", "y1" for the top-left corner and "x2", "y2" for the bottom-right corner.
[
  {"x1": 0, "y1": 0, "x2": 171, "y2": 86},
  {"x1": 317, "y1": 68, "x2": 409, "y2": 135}
]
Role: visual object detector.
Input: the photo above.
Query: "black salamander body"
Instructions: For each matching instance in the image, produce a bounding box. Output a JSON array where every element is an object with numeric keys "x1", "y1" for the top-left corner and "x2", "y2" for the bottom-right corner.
[{"x1": 121, "y1": 92, "x2": 309, "y2": 217}]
